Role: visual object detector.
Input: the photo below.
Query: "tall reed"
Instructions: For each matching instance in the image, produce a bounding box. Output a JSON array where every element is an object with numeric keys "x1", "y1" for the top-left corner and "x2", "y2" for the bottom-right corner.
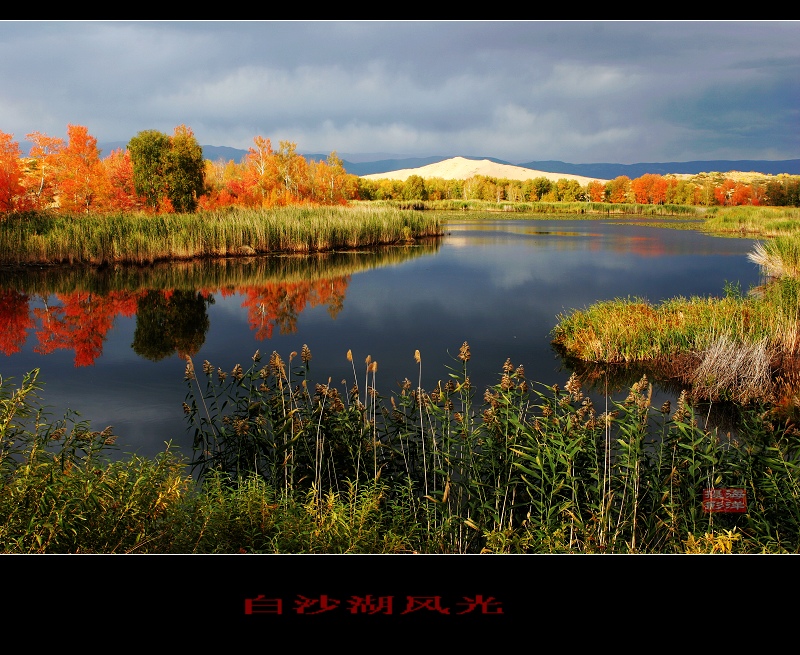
[
  {"x1": 178, "y1": 347, "x2": 800, "y2": 553},
  {"x1": 0, "y1": 206, "x2": 443, "y2": 267},
  {"x1": 4, "y1": 352, "x2": 800, "y2": 552}
]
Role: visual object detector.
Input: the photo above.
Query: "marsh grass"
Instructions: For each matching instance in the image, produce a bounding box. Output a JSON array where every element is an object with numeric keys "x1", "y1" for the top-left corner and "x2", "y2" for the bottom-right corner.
[
  {"x1": 367, "y1": 199, "x2": 699, "y2": 217},
  {"x1": 552, "y1": 272, "x2": 800, "y2": 405},
  {"x1": 0, "y1": 206, "x2": 443, "y2": 267},
  {"x1": 702, "y1": 206, "x2": 800, "y2": 238},
  {"x1": 178, "y1": 346, "x2": 800, "y2": 553},
  {"x1": 4, "y1": 351, "x2": 800, "y2": 553},
  {"x1": 748, "y1": 235, "x2": 800, "y2": 279},
  {"x1": 0, "y1": 369, "x2": 191, "y2": 553}
]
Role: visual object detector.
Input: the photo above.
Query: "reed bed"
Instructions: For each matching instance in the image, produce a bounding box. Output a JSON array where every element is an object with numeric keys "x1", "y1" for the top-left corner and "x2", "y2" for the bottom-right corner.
[
  {"x1": 748, "y1": 234, "x2": 800, "y2": 279},
  {"x1": 702, "y1": 206, "x2": 800, "y2": 238},
  {"x1": 3, "y1": 349, "x2": 800, "y2": 553},
  {"x1": 365, "y1": 199, "x2": 699, "y2": 216},
  {"x1": 0, "y1": 244, "x2": 439, "y2": 297},
  {"x1": 553, "y1": 235, "x2": 800, "y2": 404},
  {"x1": 0, "y1": 206, "x2": 444, "y2": 267}
]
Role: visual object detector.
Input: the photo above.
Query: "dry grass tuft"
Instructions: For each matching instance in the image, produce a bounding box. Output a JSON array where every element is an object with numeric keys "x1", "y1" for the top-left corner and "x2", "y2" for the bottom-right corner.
[{"x1": 691, "y1": 335, "x2": 776, "y2": 403}]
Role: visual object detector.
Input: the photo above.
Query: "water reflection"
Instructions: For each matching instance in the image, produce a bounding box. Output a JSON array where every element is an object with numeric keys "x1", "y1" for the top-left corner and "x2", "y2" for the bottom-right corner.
[
  {"x1": 1, "y1": 244, "x2": 439, "y2": 366},
  {"x1": 0, "y1": 219, "x2": 766, "y2": 459},
  {"x1": 133, "y1": 290, "x2": 212, "y2": 362}
]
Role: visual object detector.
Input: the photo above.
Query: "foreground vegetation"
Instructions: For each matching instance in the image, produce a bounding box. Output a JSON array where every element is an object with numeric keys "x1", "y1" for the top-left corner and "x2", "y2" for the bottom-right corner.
[{"x1": 3, "y1": 347, "x2": 799, "y2": 554}]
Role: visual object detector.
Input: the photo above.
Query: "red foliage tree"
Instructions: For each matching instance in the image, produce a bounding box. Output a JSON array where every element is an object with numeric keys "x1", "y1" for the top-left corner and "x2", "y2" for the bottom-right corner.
[
  {"x1": 100, "y1": 147, "x2": 140, "y2": 212},
  {"x1": 0, "y1": 131, "x2": 25, "y2": 214},
  {"x1": 606, "y1": 176, "x2": 631, "y2": 203},
  {"x1": 586, "y1": 180, "x2": 606, "y2": 202},
  {"x1": 631, "y1": 174, "x2": 668, "y2": 204},
  {"x1": 55, "y1": 124, "x2": 105, "y2": 213}
]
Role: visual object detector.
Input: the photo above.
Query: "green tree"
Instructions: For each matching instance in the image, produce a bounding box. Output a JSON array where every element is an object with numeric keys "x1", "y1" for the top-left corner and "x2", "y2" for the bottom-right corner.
[
  {"x1": 127, "y1": 126, "x2": 204, "y2": 212},
  {"x1": 556, "y1": 179, "x2": 584, "y2": 202},
  {"x1": 127, "y1": 129, "x2": 171, "y2": 210},
  {"x1": 402, "y1": 174, "x2": 427, "y2": 201},
  {"x1": 165, "y1": 125, "x2": 204, "y2": 212}
]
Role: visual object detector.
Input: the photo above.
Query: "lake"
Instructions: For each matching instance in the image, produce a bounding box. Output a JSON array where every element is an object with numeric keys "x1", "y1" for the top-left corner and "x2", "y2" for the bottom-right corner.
[{"x1": 0, "y1": 216, "x2": 763, "y2": 462}]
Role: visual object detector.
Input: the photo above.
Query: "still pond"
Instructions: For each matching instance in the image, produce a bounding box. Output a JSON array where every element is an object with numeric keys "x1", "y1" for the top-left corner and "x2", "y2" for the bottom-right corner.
[{"x1": 0, "y1": 216, "x2": 762, "y2": 461}]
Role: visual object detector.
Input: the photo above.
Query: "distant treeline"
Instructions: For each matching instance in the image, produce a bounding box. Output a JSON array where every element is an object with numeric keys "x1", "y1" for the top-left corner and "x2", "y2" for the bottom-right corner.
[
  {"x1": 356, "y1": 172, "x2": 800, "y2": 207},
  {"x1": 2, "y1": 123, "x2": 799, "y2": 215}
]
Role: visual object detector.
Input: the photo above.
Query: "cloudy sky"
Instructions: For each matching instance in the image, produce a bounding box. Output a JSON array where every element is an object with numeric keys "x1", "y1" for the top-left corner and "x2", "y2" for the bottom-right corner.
[{"x1": 1, "y1": 21, "x2": 798, "y2": 164}]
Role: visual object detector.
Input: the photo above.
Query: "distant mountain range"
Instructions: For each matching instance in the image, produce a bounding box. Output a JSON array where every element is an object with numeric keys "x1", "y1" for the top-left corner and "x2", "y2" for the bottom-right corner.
[
  {"x1": 217, "y1": 148, "x2": 800, "y2": 178},
  {"x1": 200, "y1": 147, "x2": 800, "y2": 178},
  {"x1": 31, "y1": 140, "x2": 800, "y2": 178},
  {"x1": 331, "y1": 156, "x2": 800, "y2": 178}
]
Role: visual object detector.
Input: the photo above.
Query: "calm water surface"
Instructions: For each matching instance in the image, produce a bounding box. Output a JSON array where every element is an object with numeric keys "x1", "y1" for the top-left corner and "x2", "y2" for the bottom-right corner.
[{"x1": 0, "y1": 217, "x2": 762, "y2": 460}]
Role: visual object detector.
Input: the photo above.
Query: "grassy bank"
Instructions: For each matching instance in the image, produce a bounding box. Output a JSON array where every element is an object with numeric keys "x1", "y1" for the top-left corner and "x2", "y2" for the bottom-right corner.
[
  {"x1": 361, "y1": 198, "x2": 700, "y2": 216},
  {"x1": 3, "y1": 352, "x2": 800, "y2": 554},
  {"x1": 0, "y1": 205, "x2": 444, "y2": 267},
  {"x1": 552, "y1": 230, "x2": 800, "y2": 405},
  {"x1": 701, "y1": 206, "x2": 800, "y2": 237},
  {"x1": 6, "y1": 204, "x2": 800, "y2": 271}
]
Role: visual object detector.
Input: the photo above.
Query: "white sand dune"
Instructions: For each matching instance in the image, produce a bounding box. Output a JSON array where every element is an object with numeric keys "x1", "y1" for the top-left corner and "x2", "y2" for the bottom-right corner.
[{"x1": 360, "y1": 156, "x2": 608, "y2": 184}]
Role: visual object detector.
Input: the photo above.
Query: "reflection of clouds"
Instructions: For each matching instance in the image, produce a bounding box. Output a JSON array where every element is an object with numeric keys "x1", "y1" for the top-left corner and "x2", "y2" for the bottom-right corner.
[
  {"x1": 0, "y1": 220, "x2": 766, "y2": 460},
  {"x1": 440, "y1": 222, "x2": 759, "y2": 293}
]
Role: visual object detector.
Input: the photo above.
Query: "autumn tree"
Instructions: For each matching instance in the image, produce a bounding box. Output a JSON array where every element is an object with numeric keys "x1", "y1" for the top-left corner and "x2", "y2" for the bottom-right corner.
[
  {"x1": 631, "y1": 173, "x2": 667, "y2": 204},
  {"x1": 24, "y1": 131, "x2": 64, "y2": 210},
  {"x1": 100, "y1": 148, "x2": 139, "y2": 212},
  {"x1": 714, "y1": 179, "x2": 736, "y2": 206},
  {"x1": 55, "y1": 124, "x2": 105, "y2": 213},
  {"x1": 0, "y1": 131, "x2": 24, "y2": 213},
  {"x1": 240, "y1": 135, "x2": 275, "y2": 206},
  {"x1": 273, "y1": 140, "x2": 308, "y2": 204},
  {"x1": 586, "y1": 180, "x2": 606, "y2": 202},
  {"x1": 308, "y1": 151, "x2": 357, "y2": 204},
  {"x1": 730, "y1": 183, "x2": 754, "y2": 206},
  {"x1": 606, "y1": 176, "x2": 631, "y2": 203}
]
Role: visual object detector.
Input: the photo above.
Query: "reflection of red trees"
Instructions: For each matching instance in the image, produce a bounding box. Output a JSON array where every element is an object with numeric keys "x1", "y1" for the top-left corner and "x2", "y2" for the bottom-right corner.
[
  {"x1": 33, "y1": 291, "x2": 141, "y2": 366},
  {"x1": 239, "y1": 277, "x2": 349, "y2": 340},
  {"x1": 5, "y1": 276, "x2": 349, "y2": 366},
  {"x1": 0, "y1": 289, "x2": 34, "y2": 355}
]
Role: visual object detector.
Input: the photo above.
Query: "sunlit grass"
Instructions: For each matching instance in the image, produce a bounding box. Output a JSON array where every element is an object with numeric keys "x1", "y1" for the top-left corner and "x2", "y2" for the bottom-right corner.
[
  {"x1": 4, "y1": 353, "x2": 800, "y2": 553},
  {"x1": 702, "y1": 206, "x2": 800, "y2": 237},
  {"x1": 363, "y1": 198, "x2": 699, "y2": 216},
  {"x1": 1, "y1": 206, "x2": 444, "y2": 266},
  {"x1": 552, "y1": 272, "x2": 800, "y2": 404}
]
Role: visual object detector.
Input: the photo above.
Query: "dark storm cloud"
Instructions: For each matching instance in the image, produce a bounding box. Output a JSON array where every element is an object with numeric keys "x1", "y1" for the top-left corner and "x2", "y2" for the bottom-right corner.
[{"x1": 0, "y1": 21, "x2": 797, "y2": 163}]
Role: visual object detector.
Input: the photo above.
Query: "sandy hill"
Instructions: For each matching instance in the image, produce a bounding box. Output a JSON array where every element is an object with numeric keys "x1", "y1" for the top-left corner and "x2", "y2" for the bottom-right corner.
[{"x1": 360, "y1": 156, "x2": 608, "y2": 184}]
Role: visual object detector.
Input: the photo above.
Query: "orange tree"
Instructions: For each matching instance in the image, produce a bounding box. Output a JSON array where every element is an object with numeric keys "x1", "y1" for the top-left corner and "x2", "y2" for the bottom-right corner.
[{"x1": 0, "y1": 131, "x2": 25, "y2": 213}]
